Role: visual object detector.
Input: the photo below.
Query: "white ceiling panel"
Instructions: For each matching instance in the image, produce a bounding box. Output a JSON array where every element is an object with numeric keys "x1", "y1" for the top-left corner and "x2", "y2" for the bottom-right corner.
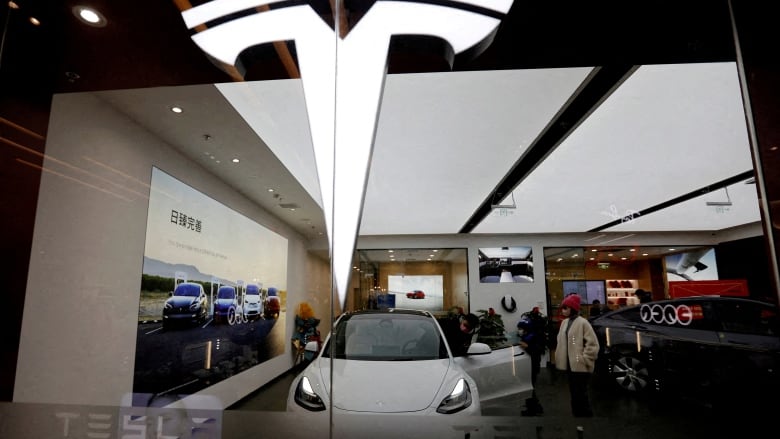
[
  {"x1": 473, "y1": 62, "x2": 756, "y2": 234},
  {"x1": 360, "y1": 68, "x2": 593, "y2": 235},
  {"x1": 216, "y1": 80, "x2": 320, "y2": 207},
  {"x1": 605, "y1": 180, "x2": 760, "y2": 232}
]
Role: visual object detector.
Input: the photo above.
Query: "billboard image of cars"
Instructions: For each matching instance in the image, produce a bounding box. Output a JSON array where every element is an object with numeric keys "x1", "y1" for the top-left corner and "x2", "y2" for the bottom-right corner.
[{"x1": 133, "y1": 167, "x2": 289, "y2": 405}]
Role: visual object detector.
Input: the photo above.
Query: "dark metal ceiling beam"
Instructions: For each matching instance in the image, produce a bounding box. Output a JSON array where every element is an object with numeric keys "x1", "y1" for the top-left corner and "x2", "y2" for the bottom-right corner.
[
  {"x1": 459, "y1": 64, "x2": 639, "y2": 233},
  {"x1": 588, "y1": 170, "x2": 755, "y2": 232}
]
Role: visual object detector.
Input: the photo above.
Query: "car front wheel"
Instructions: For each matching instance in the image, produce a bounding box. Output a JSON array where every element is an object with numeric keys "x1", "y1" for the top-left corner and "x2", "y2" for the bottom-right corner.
[{"x1": 610, "y1": 354, "x2": 651, "y2": 392}]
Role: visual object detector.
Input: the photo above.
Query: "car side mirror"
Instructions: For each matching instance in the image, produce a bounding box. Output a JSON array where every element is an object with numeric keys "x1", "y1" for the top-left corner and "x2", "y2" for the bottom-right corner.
[{"x1": 466, "y1": 342, "x2": 491, "y2": 355}]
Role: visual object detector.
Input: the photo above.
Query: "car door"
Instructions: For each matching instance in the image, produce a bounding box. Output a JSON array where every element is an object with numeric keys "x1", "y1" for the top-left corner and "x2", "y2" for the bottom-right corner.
[
  {"x1": 453, "y1": 342, "x2": 534, "y2": 404},
  {"x1": 639, "y1": 300, "x2": 721, "y2": 395},
  {"x1": 711, "y1": 299, "x2": 780, "y2": 393}
]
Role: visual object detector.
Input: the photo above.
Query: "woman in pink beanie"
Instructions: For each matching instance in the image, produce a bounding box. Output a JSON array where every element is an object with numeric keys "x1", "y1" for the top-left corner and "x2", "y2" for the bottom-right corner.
[{"x1": 554, "y1": 294, "x2": 600, "y2": 417}]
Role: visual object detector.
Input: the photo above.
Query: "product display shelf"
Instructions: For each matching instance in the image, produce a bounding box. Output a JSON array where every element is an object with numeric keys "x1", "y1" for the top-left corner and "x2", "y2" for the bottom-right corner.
[{"x1": 606, "y1": 279, "x2": 639, "y2": 307}]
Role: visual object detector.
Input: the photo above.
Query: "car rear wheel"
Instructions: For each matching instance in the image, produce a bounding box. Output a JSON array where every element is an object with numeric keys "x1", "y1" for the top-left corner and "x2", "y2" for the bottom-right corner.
[{"x1": 611, "y1": 354, "x2": 651, "y2": 392}]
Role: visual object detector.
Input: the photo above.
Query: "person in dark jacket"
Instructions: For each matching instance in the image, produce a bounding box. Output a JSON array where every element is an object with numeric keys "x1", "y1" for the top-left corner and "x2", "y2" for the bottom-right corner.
[
  {"x1": 517, "y1": 307, "x2": 548, "y2": 416},
  {"x1": 441, "y1": 312, "x2": 480, "y2": 357}
]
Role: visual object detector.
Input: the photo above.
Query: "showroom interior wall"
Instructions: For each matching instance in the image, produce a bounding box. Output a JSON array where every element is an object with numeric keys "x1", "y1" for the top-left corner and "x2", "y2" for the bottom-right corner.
[
  {"x1": 12, "y1": 90, "x2": 318, "y2": 409},
  {"x1": 356, "y1": 224, "x2": 762, "y2": 325}
]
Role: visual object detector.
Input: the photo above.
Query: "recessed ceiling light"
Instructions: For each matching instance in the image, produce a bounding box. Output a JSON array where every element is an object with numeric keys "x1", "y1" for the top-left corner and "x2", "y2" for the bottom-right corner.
[
  {"x1": 232, "y1": 158, "x2": 239, "y2": 163},
  {"x1": 73, "y1": 6, "x2": 107, "y2": 27},
  {"x1": 642, "y1": 253, "x2": 649, "y2": 256},
  {"x1": 29, "y1": 17, "x2": 40, "y2": 26},
  {"x1": 267, "y1": 188, "x2": 274, "y2": 192},
  {"x1": 8, "y1": 2, "x2": 19, "y2": 10},
  {"x1": 669, "y1": 248, "x2": 676, "y2": 251},
  {"x1": 170, "y1": 106, "x2": 183, "y2": 113}
]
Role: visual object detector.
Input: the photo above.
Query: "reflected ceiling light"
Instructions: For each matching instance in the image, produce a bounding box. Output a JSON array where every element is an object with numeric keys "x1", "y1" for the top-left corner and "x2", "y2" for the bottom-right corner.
[
  {"x1": 642, "y1": 253, "x2": 649, "y2": 256},
  {"x1": 630, "y1": 248, "x2": 636, "y2": 252},
  {"x1": 267, "y1": 188, "x2": 275, "y2": 192},
  {"x1": 232, "y1": 158, "x2": 239, "y2": 163},
  {"x1": 181, "y1": 0, "x2": 513, "y2": 312},
  {"x1": 28, "y1": 17, "x2": 40, "y2": 26},
  {"x1": 170, "y1": 106, "x2": 183, "y2": 113},
  {"x1": 72, "y1": 6, "x2": 107, "y2": 27},
  {"x1": 8, "y1": 2, "x2": 19, "y2": 10}
]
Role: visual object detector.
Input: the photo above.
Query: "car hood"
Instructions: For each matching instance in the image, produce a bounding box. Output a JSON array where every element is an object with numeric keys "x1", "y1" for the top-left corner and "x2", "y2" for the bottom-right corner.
[
  {"x1": 167, "y1": 296, "x2": 196, "y2": 307},
  {"x1": 317, "y1": 358, "x2": 452, "y2": 413}
]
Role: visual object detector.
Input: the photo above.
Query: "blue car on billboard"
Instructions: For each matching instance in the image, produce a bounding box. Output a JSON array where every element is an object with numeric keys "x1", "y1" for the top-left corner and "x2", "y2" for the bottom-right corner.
[
  {"x1": 213, "y1": 285, "x2": 239, "y2": 324},
  {"x1": 162, "y1": 282, "x2": 208, "y2": 329}
]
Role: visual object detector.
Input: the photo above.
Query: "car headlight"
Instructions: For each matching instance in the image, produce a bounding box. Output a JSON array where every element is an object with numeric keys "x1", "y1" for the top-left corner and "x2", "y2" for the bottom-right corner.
[
  {"x1": 164, "y1": 302, "x2": 172, "y2": 310},
  {"x1": 189, "y1": 301, "x2": 200, "y2": 311},
  {"x1": 294, "y1": 376, "x2": 326, "y2": 411},
  {"x1": 436, "y1": 378, "x2": 472, "y2": 414}
]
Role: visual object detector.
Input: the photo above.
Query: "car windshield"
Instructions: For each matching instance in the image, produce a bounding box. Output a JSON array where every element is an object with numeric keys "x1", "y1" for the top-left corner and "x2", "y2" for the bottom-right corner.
[
  {"x1": 174, "y1": 284, "x2": 201, "y2": 297},
  {"x1": 246, "y1": 286, "x2": 260, "y2": 296},
  {"x1": 324, "y1": 313, "x2": 448, "y2": 361},
  {"x1": 217, "y1": 288, "x2": 235, "y2": 299}
]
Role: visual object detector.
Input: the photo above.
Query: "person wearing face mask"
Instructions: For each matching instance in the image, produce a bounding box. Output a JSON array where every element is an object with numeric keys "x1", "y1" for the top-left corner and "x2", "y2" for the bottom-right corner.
[{"x1": 554, "y1": 294, "x2": 600, "y2": 417}]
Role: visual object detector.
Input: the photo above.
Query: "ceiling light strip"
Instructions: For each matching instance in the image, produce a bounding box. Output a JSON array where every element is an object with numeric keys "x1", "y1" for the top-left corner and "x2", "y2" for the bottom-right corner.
[
  {"x1": 587, "y1": 169, "x2": 755, "y2": 232},
  {"x1": 459, "y1": 64, "x2": 638, "y2": 233}
]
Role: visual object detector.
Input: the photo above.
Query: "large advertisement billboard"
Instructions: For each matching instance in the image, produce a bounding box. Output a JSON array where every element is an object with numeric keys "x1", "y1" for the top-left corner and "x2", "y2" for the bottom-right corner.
[{"x1": 133, "y1": 167, "x2": 288, "y2": 405}]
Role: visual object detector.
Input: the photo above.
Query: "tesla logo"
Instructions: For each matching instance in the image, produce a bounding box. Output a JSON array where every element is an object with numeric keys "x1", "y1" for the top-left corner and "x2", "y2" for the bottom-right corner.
[{"x1": 181, "y1": 1, "x2": 513, "y2": 308}]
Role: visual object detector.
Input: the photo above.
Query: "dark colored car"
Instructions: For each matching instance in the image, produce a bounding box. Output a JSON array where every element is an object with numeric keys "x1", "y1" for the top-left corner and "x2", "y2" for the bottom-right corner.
[
  {"x1": 264, "y1": 287, "x2": 280, "y2": 319},
  {"x1": 590, "y1": 296, "x2": 780, "y2": 408},
  {"x1": 406, "y1": 290, "x2": 425, "y2": 299},
  {"x1": 162, "y1": 282, "x2": 209, "y2": 329},
  {"x1": 213, "y1": 285, "x2": 238, "y2": 324}
]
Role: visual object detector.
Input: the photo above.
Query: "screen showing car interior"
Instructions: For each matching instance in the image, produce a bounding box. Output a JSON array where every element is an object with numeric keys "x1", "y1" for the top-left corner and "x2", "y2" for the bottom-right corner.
[
  {"x1": 478, "y1": 246, "x2": 534, "y2": 283},
  {"x1": 132, "y1": 167, "x2": 288, "y2": 406}
]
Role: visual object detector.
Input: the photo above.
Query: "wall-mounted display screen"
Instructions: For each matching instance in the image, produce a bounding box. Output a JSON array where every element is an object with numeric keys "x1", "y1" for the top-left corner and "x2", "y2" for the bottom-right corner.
[
  {"x1": 478, "y1": 246, "x2": 533, "y2": 283},
  {"x1": 562, "y1": 280, "x2": 607, "y2": 304},
  {"x1": 665, "y1": 247, "x2": 719, "y2": 281},
  {"x1": 133, "y1": 167, "x2": 288, "y2": 405}
]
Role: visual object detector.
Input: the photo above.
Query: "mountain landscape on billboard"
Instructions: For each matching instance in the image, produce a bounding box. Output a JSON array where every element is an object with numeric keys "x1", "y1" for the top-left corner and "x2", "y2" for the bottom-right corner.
[{"x1": 142, "y1": 256, "x2": 231, "y2": 285}]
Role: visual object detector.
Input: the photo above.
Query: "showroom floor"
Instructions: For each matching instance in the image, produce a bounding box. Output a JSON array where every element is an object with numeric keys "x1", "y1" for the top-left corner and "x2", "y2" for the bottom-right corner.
[{"x1": 228, "y1": 361, "x2": 769, "y2": 439}]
